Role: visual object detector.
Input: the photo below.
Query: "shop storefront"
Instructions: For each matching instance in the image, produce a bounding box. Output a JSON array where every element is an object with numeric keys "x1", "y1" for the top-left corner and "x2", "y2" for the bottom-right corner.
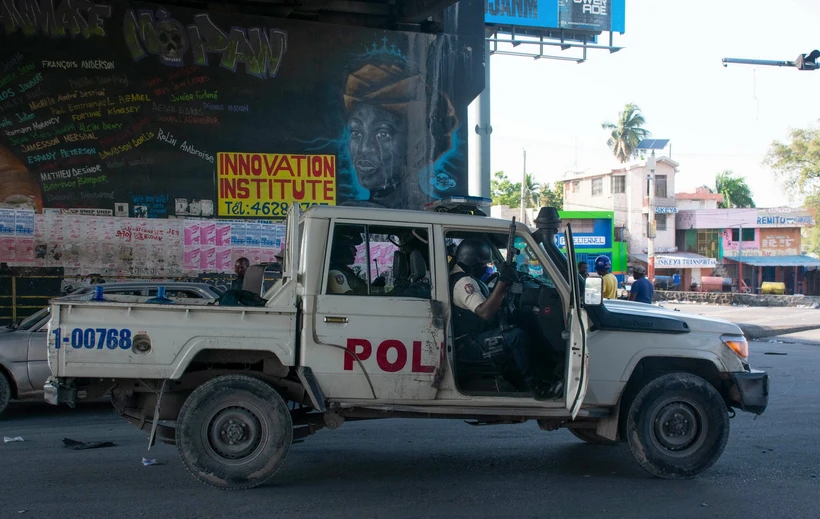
[
  {"x1": 629, "y1": 252, "x2": 716, "y2": 290},
  {"x1": 557, "y1": 211, "x2": 627, "y2": 282}
]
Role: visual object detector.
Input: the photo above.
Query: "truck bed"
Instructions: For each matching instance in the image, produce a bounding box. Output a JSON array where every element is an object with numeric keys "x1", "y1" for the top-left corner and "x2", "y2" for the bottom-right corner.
[{"x1": 47, "y1": 298, "x2": 296, "y2": 380}]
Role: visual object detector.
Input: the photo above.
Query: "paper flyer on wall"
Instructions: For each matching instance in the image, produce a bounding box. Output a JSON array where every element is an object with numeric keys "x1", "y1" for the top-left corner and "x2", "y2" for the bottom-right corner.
[
  {"x1": 0, "y1": 209, "x2": 15, "y2": 236},
  {"x1": 184, "y1": 220, "x2": 201, "y2": 246},
  {"x1": 0, "y1": 238, "x2": 14, "y2": 262},
  {"x1": 15, "y1": 210, "x2": 34, "y2": 236},
  {"x1": 216, "y1": 247, "x2": 232, "y2": 272},
  {"x1": 200, "y1": 246, "x2": 217, "y2": 271},
  {"x1": 231, "y1": 222, "x2": 247, "y2": 246},
  {"x1": 215, "y1": 222, "x2": 231, "y2": 246}
]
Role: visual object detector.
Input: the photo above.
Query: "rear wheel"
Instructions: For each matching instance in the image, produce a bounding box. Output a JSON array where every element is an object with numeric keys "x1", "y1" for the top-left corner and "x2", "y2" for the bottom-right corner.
[
  {"x1": 568, "y1": 427, "x2": 619, "y2": 445},
  {"x1": 0, "y1": 372, "x2": 10, "y2": 416},
  {"x1": 176, "y1": 374, "x2": 293, "y2": 490},
  {"x1": 626, "y1": 372, "x2": 729, "y2": 479}
]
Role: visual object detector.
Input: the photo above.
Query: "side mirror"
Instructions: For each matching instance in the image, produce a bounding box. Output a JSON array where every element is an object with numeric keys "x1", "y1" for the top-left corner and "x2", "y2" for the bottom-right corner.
[{"x1": 584, "y1": 277, "x2": 603, "y2": 306}]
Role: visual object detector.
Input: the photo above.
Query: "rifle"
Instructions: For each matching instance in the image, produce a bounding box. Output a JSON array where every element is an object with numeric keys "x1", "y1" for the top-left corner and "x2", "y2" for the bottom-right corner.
[{"x1": 499, "y1": 217, "x2": 518, "y2": 330}]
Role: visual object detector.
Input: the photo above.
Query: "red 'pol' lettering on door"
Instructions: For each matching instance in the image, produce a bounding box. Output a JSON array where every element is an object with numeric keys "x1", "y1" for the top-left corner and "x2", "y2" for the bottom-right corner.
[{"x1": 344, "y1": 338, "x2": 435, "y2": 373}]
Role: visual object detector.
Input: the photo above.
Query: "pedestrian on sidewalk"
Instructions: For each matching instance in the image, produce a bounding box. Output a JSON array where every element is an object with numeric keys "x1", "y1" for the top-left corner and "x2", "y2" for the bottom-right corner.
[{"x1": 629, "y1": 265, "x2": 654, "y2": 304}]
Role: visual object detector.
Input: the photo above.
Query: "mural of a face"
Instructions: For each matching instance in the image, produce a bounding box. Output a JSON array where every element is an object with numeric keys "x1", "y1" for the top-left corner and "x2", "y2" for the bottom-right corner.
[{"x1": 348, "y1": 103, "x2": 407, "y2": 192}]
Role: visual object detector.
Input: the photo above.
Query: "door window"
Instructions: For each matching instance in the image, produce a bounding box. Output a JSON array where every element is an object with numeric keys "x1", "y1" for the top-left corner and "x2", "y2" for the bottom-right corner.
[{"x1": 325, "y1": 223, "x2": 432, "y2": 298}]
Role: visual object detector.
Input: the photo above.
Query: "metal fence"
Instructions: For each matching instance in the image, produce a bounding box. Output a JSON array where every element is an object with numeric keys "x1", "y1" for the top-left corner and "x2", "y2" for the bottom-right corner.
[{"x1": 0, "y1": 275, "x2": 64, "y2": 326}]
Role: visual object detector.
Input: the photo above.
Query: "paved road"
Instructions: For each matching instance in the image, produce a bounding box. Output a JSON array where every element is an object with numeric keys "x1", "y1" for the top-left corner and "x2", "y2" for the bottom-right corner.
[
  {"x1": 1, "y1": 341, "x2": 817, "y2": 519},
  {"x1": 662, "y1": 302, "x2": 820, "y2": 329}
]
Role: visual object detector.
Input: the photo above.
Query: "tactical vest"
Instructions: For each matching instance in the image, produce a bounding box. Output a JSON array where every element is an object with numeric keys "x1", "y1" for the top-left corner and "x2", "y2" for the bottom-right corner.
[{"x1": 449, "y1": 271, "x2": 494, "y2": 338}]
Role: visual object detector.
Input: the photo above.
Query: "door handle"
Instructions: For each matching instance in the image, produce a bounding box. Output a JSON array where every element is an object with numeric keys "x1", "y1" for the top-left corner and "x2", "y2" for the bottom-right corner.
[{"x1": 324, "y1": 316, "x2": 349, "y2": 324}]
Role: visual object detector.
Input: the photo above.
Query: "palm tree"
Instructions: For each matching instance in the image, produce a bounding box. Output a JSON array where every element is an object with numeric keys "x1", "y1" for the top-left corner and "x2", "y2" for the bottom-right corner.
[
  {"x1": 523, "y1": 173, "x2": 541, "y2": 208},
  {"x1": 601, "y1": 103, "x2": 650, "y2": 163},
  {"x1": 715, "y1": 171, "x2": 756, "y2": 208}
]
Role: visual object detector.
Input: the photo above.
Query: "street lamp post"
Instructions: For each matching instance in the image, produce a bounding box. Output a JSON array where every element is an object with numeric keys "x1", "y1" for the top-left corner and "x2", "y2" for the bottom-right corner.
[{"x1": 637, "y1": 139, "x2": 670, "y2": 284}]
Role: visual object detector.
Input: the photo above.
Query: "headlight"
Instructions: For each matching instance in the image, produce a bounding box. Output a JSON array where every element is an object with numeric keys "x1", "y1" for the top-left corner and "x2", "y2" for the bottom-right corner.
[{"x1": 721, "y1": 334, "x2": 748, "y2": 360}]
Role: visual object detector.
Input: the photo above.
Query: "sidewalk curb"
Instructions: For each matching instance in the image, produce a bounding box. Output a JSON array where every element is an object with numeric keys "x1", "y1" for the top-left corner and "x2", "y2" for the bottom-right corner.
[{"x1": 738, "y1": 323, "x2": 820, "y2": 340}]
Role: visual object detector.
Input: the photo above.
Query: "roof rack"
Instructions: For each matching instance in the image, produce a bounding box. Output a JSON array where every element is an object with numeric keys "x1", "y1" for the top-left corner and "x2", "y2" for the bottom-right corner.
[{"x1": 423, "y1": 196, "x2": 493, "y2": 215}]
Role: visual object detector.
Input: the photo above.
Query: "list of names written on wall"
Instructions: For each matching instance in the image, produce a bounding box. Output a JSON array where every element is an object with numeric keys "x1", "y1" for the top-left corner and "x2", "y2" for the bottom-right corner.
[{"x1": 0, "y1": 0, "x2": 284, "y2": 216}]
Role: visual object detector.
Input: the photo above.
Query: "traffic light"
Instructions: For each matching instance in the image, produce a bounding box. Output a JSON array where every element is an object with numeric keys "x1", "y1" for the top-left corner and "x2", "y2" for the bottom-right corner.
[{"x1": 795, "y1": 49, "x2": 820, "y2": 70}]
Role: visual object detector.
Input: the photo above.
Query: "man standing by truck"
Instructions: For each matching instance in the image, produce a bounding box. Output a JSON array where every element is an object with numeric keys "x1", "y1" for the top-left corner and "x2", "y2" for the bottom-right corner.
[
  {"x1": 628, "y1": 265, "x2": 654, "y2": 304},
  {"x1": 594, "y1": 256, "x2": 618, "y2": 299}
]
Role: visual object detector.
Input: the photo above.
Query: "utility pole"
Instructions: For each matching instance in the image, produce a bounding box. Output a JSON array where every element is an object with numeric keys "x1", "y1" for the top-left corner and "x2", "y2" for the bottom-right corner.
[
  {"x1": 647, "y1": 150, "x2": 656, "y2": 283},
  {"x1": 737, "y1": 223, "x2": 743, "y2": 293},
  {"x1": 520, "y1": 148, "x2": 527, "y2": 223}
]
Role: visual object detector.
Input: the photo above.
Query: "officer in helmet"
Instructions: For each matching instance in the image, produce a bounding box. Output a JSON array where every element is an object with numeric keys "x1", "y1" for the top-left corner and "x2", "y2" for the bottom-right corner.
[
  {"x1": 327, "y1": 227, "x2": 367, "y2": 294},
  {"x1": 595, "y1": 255, "x2": 618, "y2": 299},
  {"x1": 450, "y1": 238, "x2": 562, "y2": 400}
]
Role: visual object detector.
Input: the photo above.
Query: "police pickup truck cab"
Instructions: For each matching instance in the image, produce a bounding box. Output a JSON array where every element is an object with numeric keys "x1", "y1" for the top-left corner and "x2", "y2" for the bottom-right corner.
[{"x1": 45, "y1": 202, "x2": 768, "y2": 489}]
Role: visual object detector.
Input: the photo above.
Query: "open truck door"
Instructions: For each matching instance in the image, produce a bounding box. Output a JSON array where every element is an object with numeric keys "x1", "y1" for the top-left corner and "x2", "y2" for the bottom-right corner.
[{"x1": 563, "y1": 224, "x2": 590, "y2": 419}]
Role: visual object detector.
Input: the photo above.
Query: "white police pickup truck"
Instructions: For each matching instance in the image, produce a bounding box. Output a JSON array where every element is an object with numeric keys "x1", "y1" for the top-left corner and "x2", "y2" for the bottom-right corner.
[{"x1": 45, "y1": 201, "x2": 768, "y2": 489}]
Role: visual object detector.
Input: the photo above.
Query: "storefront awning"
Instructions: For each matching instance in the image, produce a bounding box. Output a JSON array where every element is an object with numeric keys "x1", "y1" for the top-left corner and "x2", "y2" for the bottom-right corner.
[
  {"x1": 723, "y1": 255, "x2": 820, "y2": 269},
  {"x1": 630, "y1": 253, "x2": 716, "y2": 269}
]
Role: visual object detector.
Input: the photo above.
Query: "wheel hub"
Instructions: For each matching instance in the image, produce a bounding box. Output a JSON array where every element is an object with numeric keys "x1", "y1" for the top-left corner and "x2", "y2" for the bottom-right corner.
[
  {"x1": 207, "y1": 406, "x2": 262, "y2": 460},
  {"x1": 654, "y1": 402, "x2": 700, "y2": 451}
]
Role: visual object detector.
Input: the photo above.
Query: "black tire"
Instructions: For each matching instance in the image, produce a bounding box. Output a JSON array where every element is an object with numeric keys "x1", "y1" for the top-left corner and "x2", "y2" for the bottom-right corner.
[
  {"x1": 0, "y1": 372, "x2": 10, "y2": 417},
  {"x1": 626, "y1": 372, "x2": 729, "y2": 479},
  {"x1": 176, "y1": 374, "x2": 293, "y2": 490},
  {"x1": 568, "y1": 427, "x2": 619, "y2": 446}
]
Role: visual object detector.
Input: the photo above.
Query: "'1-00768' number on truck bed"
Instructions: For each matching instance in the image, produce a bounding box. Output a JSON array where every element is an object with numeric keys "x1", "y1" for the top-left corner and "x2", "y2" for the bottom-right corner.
[{"x1": 52, "y1": 328, "x2": 133, "y2": 350}]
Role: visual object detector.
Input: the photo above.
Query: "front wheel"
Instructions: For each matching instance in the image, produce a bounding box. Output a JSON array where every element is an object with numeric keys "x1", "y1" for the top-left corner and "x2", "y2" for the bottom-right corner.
[
  {"x1": 176, "y1": 374, "x2": 293, "y2": 490},
  {"x1": 626, "y1": 372, "x2": 729, "y2": 479},
  {"x1": 0, "y1": 372, "x2": 11, "y2": 416}
]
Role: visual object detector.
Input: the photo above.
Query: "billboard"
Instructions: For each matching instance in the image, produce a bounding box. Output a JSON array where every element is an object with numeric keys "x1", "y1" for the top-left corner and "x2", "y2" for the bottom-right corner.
[
  {"x1": 485, "y1": 0, "x2": 625, "y2": 33},
  {"x1": 0, "y1": 0, "x2": 480, "y2": 218}
]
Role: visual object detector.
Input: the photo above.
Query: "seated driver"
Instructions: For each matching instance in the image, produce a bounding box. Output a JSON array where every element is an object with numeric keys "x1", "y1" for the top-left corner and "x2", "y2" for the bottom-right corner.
[
  {"x1": 327, "y1": 229, "x2": 367, "y2": 295},
  {"x1": 449, "y1": 238, "x2": 563, "y2": 400}
]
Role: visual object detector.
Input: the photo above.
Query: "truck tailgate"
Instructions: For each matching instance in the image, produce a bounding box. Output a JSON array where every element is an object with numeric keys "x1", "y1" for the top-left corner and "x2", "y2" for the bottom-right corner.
[{"x1": 47, "y1": 301, "x2": 296, "y2": 379}]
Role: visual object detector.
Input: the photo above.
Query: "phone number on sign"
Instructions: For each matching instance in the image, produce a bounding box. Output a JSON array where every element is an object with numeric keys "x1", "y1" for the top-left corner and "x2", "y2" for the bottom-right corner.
[
  {"x1": 52, "y1": 328, "x2": 133, "y2": 350},
  {"x1": 221, "y1": 201, "x2": 330, "y2": 217}
]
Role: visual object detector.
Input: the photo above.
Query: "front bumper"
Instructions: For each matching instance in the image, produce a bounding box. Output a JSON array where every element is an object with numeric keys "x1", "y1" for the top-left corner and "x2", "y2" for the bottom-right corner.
[{"x1": 727, "y1": 370, "x2": 769, "y2": 415}]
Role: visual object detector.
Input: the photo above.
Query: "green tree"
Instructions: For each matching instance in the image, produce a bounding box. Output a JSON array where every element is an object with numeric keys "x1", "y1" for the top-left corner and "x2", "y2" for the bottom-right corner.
[
  {"x1": 491, "y1": 171, "x2": 519, "y2": 207},
  {"x1": 523, "y1": 174, "x2": 541, "y2": 208},
  {"x1": 764, "y1": 124, "x2": 820, "y2": 255},
  {"x1": 764, "y1": 124, "x2": 820, "y2": 202},
  {"x1": 490, "y1": 171, "x2": 543, "y2": 208},
  {"x1": 714, "y1": 171, "x2": 756, "y2": 208},
  {"x1": 601, "y1": 103, "x2": 650, "y2": 163},
  {"x1": 539, "y1": 181, "x2": 564, "y2": 210}
]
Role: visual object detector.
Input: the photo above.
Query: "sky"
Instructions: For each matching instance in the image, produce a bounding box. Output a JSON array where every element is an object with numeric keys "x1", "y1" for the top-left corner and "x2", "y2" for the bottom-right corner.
[{"x1": 471, "y1": 0, "x2": 820, "y2": 208}]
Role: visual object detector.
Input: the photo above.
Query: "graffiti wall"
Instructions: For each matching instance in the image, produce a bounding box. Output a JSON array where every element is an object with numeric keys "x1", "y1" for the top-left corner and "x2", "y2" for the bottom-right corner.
[{"x1": 0, "y1": 0, "x2": 476, "y2": 219}]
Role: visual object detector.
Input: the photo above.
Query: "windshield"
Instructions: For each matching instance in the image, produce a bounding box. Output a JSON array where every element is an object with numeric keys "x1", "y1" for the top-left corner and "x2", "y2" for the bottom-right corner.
[{"x1": 14, "y1": 307, "x2": 50, "y2": 331}]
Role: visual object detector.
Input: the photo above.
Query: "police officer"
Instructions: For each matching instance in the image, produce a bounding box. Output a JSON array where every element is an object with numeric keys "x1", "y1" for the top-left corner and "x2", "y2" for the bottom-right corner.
[
  {"x1": 327, "y1": 229, "x2": 368, "y2": 295},
  {"x1": 450, "y1": 238, "x2": 562, "y2": 400}
]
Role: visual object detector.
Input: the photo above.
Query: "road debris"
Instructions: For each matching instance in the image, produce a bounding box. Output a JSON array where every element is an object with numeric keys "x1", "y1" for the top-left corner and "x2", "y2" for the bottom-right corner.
[
  {"x1": 4, "y1": 436, "x2": 24, "y2": 443},
  {"x1": 142, "y1": 457, "x2": 161, "y2": 466},
  {"x1": 62, "y1": 438, "x2": 116, "y2": 450}
]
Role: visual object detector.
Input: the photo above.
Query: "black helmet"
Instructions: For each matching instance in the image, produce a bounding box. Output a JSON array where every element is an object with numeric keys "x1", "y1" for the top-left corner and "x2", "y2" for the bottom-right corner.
[{"x1": 454, "y1": 239, "x2": 492, "y2": 267}]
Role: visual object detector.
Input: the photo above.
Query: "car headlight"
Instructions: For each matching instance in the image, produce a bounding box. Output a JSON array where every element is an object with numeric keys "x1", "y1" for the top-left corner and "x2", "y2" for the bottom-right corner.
[{"x1": 721, "y1": 334, "x2": 748, "y2": 360}]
